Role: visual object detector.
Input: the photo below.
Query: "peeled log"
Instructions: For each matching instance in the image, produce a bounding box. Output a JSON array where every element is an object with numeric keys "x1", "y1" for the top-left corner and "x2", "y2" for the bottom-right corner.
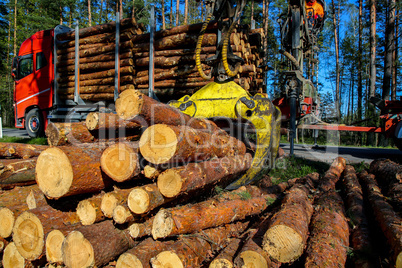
[
  {"x1": 35, "y1": 146, "x2": 110, "y2": 199},
  {"x1": 319, "y1": 157, "x2": 346, "y2": 192},
  {"x1": 0, "y1": 143, "x2": 47, "y2": 159},
  {"x1": 359, "y1": 171, "x2": 402, "y2": 268},
  {"x1": 12, "y1": 206, "x2": 80, "y2": 260},
  {"x1": 100, "y1": 143, "x2": 140, "y2": 182},
  {"x1": 115, "y1": 89, "x2": 224, "y2": 133},
  {"x1": 151, "y1": 186, "x2": 278, "y2": 239},
  {"x1": 0, "y1": 158, "x2": 36, "y2": 189},
  {"x1": 85, "y1": 112, "x2": 140, "y2": 131},
  {"x1": 101, "y1": 187, "x2": 134, "y2": 218},
  {"x1": 61, "y1": 220, "x2": 137, "y2": 268},
  {"x1": 76, "y1": 193, "x2": 105, "y2": 225},
  {"x1": 304, "y1": 190, "x2": 349, "y2": 268},
  {"x1": 116, "y1": 237, "x2": 174, "y2": 268},
  {"x1": 262, "y1": 183, "x2": 314, "y2": 263},
  {"x1": 139, "y1": 124, "x2": 246, "y2": 165},
  {"x1": 342, "y1": 166, "x2": 374, "y2": 267},
  {"x1": 128, "y1": 183, "x2": 170, "y2": 214},
  {"x1": 157, "y1": 154, "x2": 252, "y2": 198},
  {"x1": 151, "y1": 221, "x2": 249, "y2": 268}
]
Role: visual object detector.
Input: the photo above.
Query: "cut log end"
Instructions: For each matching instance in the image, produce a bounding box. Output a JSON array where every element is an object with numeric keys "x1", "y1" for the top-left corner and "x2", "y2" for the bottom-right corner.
[
  {"x1": 157, "y1": 169, "x2": 183, "y2": 198},
  {"x1": 2, "y1": 242, "x2": 25, "y2": 268},
  {"x1": 116, "y1": 253, "x2": 143, "y2": 268},
  {"x1": 139, "y1": 124, "x2": 178, "y2": 164},
  {"x1": 26, "y1": 190, "x2": 37, "y2": 209},
  {"x1": 85, "y1": 112, "x2": 100, "y2": 131},
  {"x1": 128, "y1": 188, "x2": 150, "y2": 214},
  {"x1": 36, "y1": 147, "x2": 73, "y2": 199},
  {"x1": 239, "y1": 250, "x2": 269, "y2": 268},
  {"x1": 115, "y1": 89, "x2": 143, "y2": 120},
  {"x1": 46, "y1": 230, "x2": 65, "y2": 264},
  {"x1": 62, "y1": 231, "x2": 94, "y2": 268},
  {"x1": 113, "y1": 205, "x2": 131, "y2": 224},
  {"x1": 77, "y1": 200, "x2": 97, "y2": 225},
  {"x1": 12, "y1": 211, "x2": 44, "y2": 260},
  {"x1": 151, "y1": 251, "x2": 184, "y2": 268},
  {"x1": 100, "y1": 143, "x2": 139, "y2": 182},
  {"x1": 152, "y1": 209, "x2": 174, "y2": 239},
  {"x1": 397, "y1": 252, "x2": 402, "y2": 268},
  {"x1": 262, "y1": 225, "x2": 303, "y2": 263},
  {"x1": 0, "y1": 207, "x2": 15, "y2": 238},
  {"x1": 143, "y1": 165, "x2": 160, "y2": 179},
  {"x1": 101, "y1": 193, "x2": 119, "y2": 218},
  {"x1": 209, "y1": 258, "x2": 233, "y2": 268}
]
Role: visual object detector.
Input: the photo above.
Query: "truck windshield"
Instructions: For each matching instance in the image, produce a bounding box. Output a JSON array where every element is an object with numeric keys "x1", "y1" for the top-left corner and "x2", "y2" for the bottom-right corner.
[{"x1": 18, "y1": 54, "x2": 33, "y2": 80}]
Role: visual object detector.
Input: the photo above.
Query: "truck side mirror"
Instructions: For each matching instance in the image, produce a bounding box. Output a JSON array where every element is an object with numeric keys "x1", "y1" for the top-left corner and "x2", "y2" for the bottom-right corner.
[{"x1": 11, "y1": 57, "x2": 18, "y2": 80}]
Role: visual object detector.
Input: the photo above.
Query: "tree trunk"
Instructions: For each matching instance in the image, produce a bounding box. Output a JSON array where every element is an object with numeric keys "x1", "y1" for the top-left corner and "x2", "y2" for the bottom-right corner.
[
  {"x1": 76, "y1": 193, "x2": 105, "y2": 225},
  {"x1": 262, "y1": 183, "x2": 314, "y2": 263},
  {"x1": 116, "y1": 238, "x2": 174, "y2": 268},
  {"x1": 88, "y1": 0, "x2": 92, "y2": 26},
  {"x1": 382, "y1": 0, "x2": 396, "y2": 100},
  {"x1": 184, "y1": 0, "x2": 188, "y2": 24},
  {"x1": 304, "y1": 190, "x2": 349, "y2": 268},
  {"x1": 101, "y1": 187, "x2": 134, "y2": 218},
  {"x1": 151, "y1": 186, "x2": 278, "y2": 239},
  {"x1": 100, "y1": 143, "x2": 140, "y2": 182},
  {"x1": 139, "y1": 124, "x2": 246, "y2": 165},
  {"x1": 61, "y1": 220, "x2": 137, "y2": 268},
  {"x1": 150, "y1": 221, "x2": 249, "y2": 267},
  {"x1": 318, "y1": 157, "x2": 346, "y2": 192},
  {"x1": 359, "y1": 171, "x2": 402, "y2": 267},
  {"x1": 342, "y1": 166, "x2": 374, "y2": 267},
  {"x1": 127, "y1": 183, "x2": 171, "y2": 214},
  {"x1": 0, "y1": 158, "x2": 36, "y2": 189},
  {"x1": 170, "y1": 0, "x2": 173, "y2": 27},
  {"x1": 392, "y1": 8, "x2": 399, "y2": 100},
  {"x1": 357, "y1": 0, "x2": 363, "y2": 120},
  {"x1": 367, "y1": 0, "x2": 376, "y2": 146},
  {"x1": 157, "y1": 154, "x2": 252, "y2": 198},
  {"x1": 35, "y1": 146, "x2": 111, "y2": 199},
  {"x1": 176, "y1": 0, "x2": 180, "y2": 26},
  {"x1": 13, "y1": 0, "x2": 17, "y2": 61},
  {"x1": 12, "y1": 207, "x2": 80, "y2": 261},
  {"x1": 332, "y1": 0, "x2": 341, "y2": 121},
  {"x1": 0, "y1": 143, "x2": 48, "y2": 159},
  {"x1": 162, "y1": 0, "x2": 166, "y2": 30}
]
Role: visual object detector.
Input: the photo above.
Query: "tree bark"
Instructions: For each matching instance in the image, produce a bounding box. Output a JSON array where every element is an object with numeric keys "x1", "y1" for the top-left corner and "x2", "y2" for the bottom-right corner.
[
  {"x1": 304, "y1": 190, "x2": 349, "y2": 268},
  {"x1": 0, "y1": 184, "x2": 46, "y2": 209},
  {"x1": 57, "y1": 66, "x2": 134, "y2": 83},
  {"x1": 0, "y1": 158, "x2": 36, "y2": 189},
  {"x1": 76, "y1": 193, "x2": 105, "y2": 225},
  {"x1": 45, "y1": 122, "x2": 96, "y2": 146},
  {"x1": 57, "y1": 40, "x2": 133, "y2": 59},
  {"x1": 85, "y1": 112, "x2": 140, "y2": 132},
  {"x1": 101, "y1": 187, "x2": 134, "y2": 218},
  {"x1": 13, "y1": 207, "x2": 80, "y2": 261},
  {"x1": 61, "y1": 220, "x2": 137, "y2": 268},
  {"x1": 128, "y1": 218, "x2": 153, "y2": 239},
  {"x1": 150, "y1": 221, "x2": 249, "y2": 267},
  {"x1": 162, "y1": 0, "x2": 166, "y2": 30},
  {"x1": 113, "y1": 204, "x2": 137, "y2": 224},
  {"x1": 0, "y1": 143, "x2": 48, "y2": 159},
  {"x1": 332, "y1": 0, "x2": 341, "y2": 121},
  {"x1": 209, "y1": 238, "x2": 242, "y2": 268},
  {"x1": 184, "y1": 0, "x2": 188, "y2": 24},
  {"x1": 367, "y1": 0, "x2": 377, "y2": 146},
  {"x1": 151, "y1": 186, "x2": 278, "y2": 239},
  {"x1": 157, "y1": 154, "x2": 252, "y2": 198},
  {"x1": 57, "y1": 58, "x2": 133, "y2": 73},
  {"x1": 176, "y1": 0, "x2": 180, "y2": 26},
  {"x1": 392, "y1": 8, "x2": 399, "y2": 100},
  {"x1": 359, "y1": 171, "x2": 402, "y2": 267},
  {"x1": 139, "y1": 124, "x2": 246, "y2": 165},
  {"x1": 127, "y1": 183, "x2": 171, "y2": 214},
  {"x1": 57, "y1": 50, "x2": 132, "y2": 65},
  {"x1": 357, "y1": 0, "x2": 363, "y2": 120},
  {"x1": 88, "y1": 0, "x2": 92, "y2": 26},
  {"x1": 382, "y1": 0, "x2": 396, "y2": 100},
  {"x1": 318, "y1": 157, "x2": 346, "y2": 192},
  {"x1": 35, "y1": 146, "x2": 111, "y2": 199},
  {"x1": 134, "y1": 53, "x2": 213, "y2": 67}
]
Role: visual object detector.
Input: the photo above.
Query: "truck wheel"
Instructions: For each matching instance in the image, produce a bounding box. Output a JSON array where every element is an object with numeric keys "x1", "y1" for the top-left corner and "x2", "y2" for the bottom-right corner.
[
  {"x1": 394, "y1": 138, "x2": 402, "y2": 151},
  {"x1": 25, "y1": 109, "x2": 45, "y2": 138}
]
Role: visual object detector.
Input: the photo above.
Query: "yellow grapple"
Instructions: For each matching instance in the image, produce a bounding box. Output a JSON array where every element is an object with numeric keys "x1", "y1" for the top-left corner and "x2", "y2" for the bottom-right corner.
[{"x1": 169, "y1": 80, "x2": 281, "y2": 189}]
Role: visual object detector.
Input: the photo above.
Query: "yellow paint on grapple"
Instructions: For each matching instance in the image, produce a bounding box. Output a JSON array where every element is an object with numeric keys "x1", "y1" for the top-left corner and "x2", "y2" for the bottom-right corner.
[{"x1": 169, "y1": 81, "x2": 281, "y2": 189}]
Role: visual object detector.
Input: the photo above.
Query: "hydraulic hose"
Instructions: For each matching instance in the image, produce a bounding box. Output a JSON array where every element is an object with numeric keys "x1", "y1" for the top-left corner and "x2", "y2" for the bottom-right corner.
[
  {"x1": 196, "y1": 13, "x2": 213, "y2": 80},
  {"x1": 222, "y1": 19, "x2": 240, "y2": 77}
]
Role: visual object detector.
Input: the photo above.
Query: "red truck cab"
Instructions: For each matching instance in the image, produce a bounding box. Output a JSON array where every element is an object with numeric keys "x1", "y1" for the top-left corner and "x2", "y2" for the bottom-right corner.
[{"x1": 12, "y1": 29, "x2": 54, "y2": 137}]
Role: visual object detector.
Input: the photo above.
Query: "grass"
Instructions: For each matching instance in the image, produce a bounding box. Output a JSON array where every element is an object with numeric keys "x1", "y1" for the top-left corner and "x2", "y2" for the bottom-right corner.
[
  {"x1": 268, "y1": 155, "x2": 329, "y2": 185},
  {"x1": 0, "y1": 136, "x2": 48, "y2": 145}
]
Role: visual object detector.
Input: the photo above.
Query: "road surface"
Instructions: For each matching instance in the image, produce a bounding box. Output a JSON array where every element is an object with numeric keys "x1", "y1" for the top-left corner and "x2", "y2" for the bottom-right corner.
[
  {"x1": 281, "y1": 143, "x2": 402, "y2": 164},
  {"x1": 1, "y1": 128, "x2": 29, "y2": 138}
]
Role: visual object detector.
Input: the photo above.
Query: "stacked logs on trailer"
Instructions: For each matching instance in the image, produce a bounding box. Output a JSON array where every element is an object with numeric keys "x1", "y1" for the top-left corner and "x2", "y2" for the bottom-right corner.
[{"x1": 55, "y1": 20, "x2": 265, "y2": 102}]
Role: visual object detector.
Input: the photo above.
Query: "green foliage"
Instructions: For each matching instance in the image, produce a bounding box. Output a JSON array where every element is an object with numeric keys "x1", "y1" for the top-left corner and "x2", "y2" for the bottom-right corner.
[
  {"x1": 0, "y1": 136, "x2": 48, "y2": 145},
  {"x1": 265, "y1": 196, "x2": 276, "y2": 205},
  {"x1": 236, "y1": 190, "x2": 252, "y2": 200},
  {"x1": 351, "y1": 161, "x2": 368, "y2": 173}
]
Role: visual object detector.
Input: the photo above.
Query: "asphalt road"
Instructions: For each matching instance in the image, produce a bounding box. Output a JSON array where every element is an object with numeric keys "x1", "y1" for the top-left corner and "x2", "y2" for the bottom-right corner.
[
  {"x1": 1, "y1": 128, "x2": 29, "y2": 138},
  {"x1": 281, "y1": 143, "x2": 402, "y2": 164}
]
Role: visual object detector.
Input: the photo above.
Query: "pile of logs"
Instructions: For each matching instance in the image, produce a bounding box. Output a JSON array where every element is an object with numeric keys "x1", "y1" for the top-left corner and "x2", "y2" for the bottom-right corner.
[
  {"x1": 1, "y1": 91, "x2": 402, "y2": 267},
  {"x1": 56, "y1": 20, "x2": 266, "y2": 102}
]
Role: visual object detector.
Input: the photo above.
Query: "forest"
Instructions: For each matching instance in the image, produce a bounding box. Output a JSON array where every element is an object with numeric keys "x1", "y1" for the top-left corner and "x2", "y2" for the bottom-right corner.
[{"x1": 0, "y1": 0, "x2": 401, "y2": 146}]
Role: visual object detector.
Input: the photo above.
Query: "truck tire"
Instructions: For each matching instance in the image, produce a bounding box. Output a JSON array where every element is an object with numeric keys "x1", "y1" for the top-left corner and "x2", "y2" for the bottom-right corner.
[
  {"x1": 394, "y1": 138, "x2": 402, "y2": 151},
  {"x1": 25, "y1": 108, "x2": 45, "y2": 138}
]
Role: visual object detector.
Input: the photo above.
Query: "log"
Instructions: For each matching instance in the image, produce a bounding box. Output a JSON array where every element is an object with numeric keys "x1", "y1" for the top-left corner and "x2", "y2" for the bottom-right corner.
[
  {"x1": 35, "y1": 146, "x2": 110, "y2": 199},
  {"x1": 151, "y1": 186, "x2": 278, "y2": 239},
  {"x1": 139, "y1": 124, "x2": 246, "y2": 165},
  {"x1": 127, "y1": 183, "x2": 169, "y2": 214},
  {"x1": 134, "y1": 65, "x2": 202, "y2": 84},
  {"x1": 0, "y1": 184, "x2": 47, "y2": 209},
  {"x1": 143, "y1": 165, "x2": 160, "y2": 179},
  {"x1": 157, "y1": 154, "x2": 252, "y2": 198},
  {"x1": 76, "y1": 193, "x2": 105, "y2": 225},
  {"x1": 115, "y1": 89, "x2": 225, "y2": 133},
  {"x1": 58, "y1": 84, "x2": 135, "y2": 95},
  {"x1": 2, "y1": 242, "x2": 26, "y2": 268},
  {"x1": 0, "y1": 143, "x2": 48, "y2": 159},
  {"x1": 59, "y1": 93, "x2": 115, "y2": 101},
  {"x1": 0, "y1": 158, "x2": 36, "y2": 189},
  {"x1": 133, "y1": 46, "x2": 218, "y2": 58},
  {"x1": 57, "y1": 58, "x2": 133, "y2": 73},
  {"x1": 112, "y1": 204, "x2": 136, "y2": 224},
  {"x1": 359, "y1": 170, "x2": 402, "y2": 268},
  {"x1": 116, "y1": 237, "x2": 175, "y2": 268},
  {"x1": 45, "y1": 122, "x2": 95, "y2": 146},
  {"x1": 12, "y1": 206, "x2": 80, "y2": 260},
  {"x1": 235, "y1": 234, "x2": 278, "y2": 268},
  {"x1": 128, "y1": 218, "x2": 153, "y2": 239},
  {"x1": 209, "y1": 238, "x2": 242, "y2": 268},
  {"x1": 61, "y1": 220, "x2": 137, "y2": 268},
  {"x1": 85, "y1": 112, "x2": 140, "y2": 132},
  {"x1": 150, "y1": 221, "x2": 249, "y2": 268},
  {"x1": 57, "y1": 66, "x2": 134, "y2": 83},
  {"x1": 319, "y1": 157, "x2": 346, "y2": 192},
  {"x1": 101, "y1": 187, "x2": 134, "y2": 218},
  {"x1": 58, "y1": 51, "x2": 132, "y2": 66},
  {"x1": 304, "y1": 190, "x2": 349, "y2": 268},
  {"x1": 262, "y1": 182, "x2": 314, "y2": 263},
  {"x1": 100, "y1": 143, "x2": 140, "y2": 182},
  {"x1": 134, "y1": 54, "x2": 213, "y2": 67},
  {"x1": 59, "y1": 74, "x2": 133, "y2": 88},
  {"x1": 136, "y1": 80, "x2": 210, "y2": 88},
  {"x1": 57, "y1": 40, "x2": 133, "y2": 59},
  {"x1": 57, "y1": 31, "x2": 132, "y2": 49}
]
